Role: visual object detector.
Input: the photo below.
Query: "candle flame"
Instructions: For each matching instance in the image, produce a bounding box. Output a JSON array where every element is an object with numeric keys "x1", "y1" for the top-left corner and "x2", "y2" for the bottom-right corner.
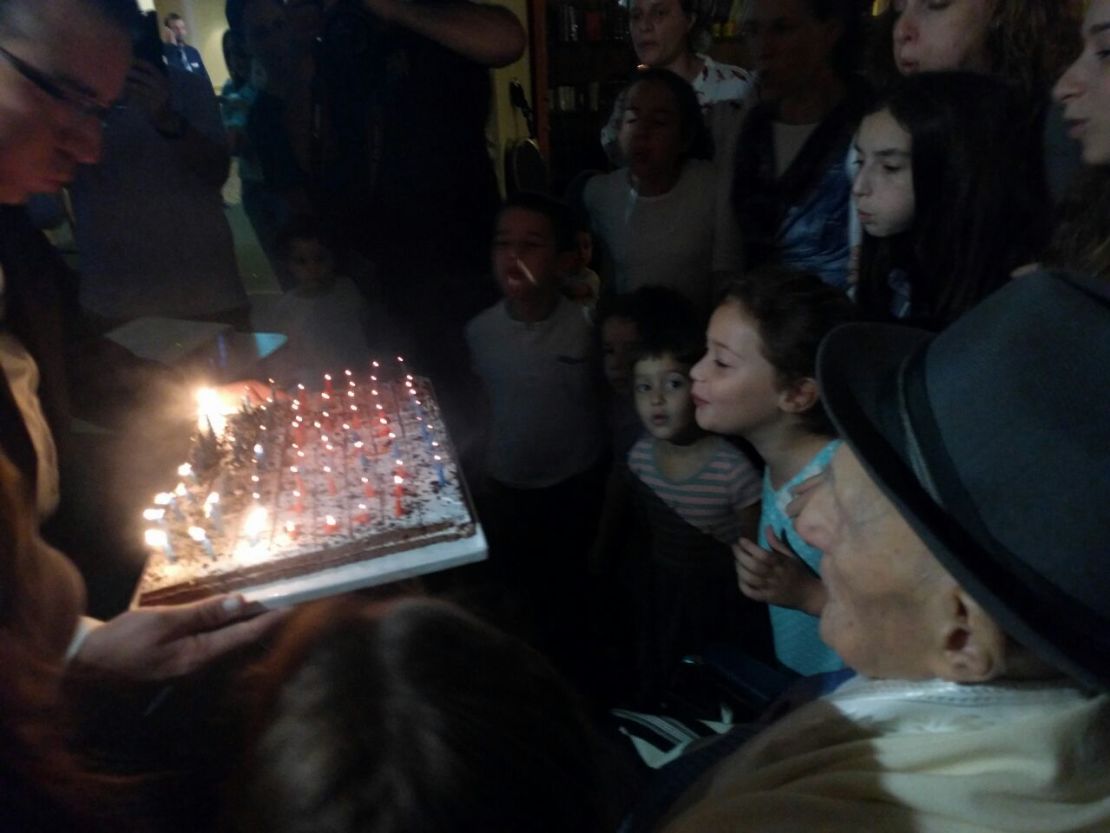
[
  {"x1": 244, "y1": 505, "x2": 268, "y2": 540},
  {"x1": 145, "y1": 528, "x2": 168, "y2": 550},
  {"x1": 187, "y1": 526, "x2": 207, "y2": 543},
  {"x1": 177, "y1": 463, "x2": 193, "y2": 478},
  {"x1": 195, "y1": 387, "x2": 231, "y2": 435},
  {"x1": 143, "y1": 508, "x2": 165, "y2": 521}
]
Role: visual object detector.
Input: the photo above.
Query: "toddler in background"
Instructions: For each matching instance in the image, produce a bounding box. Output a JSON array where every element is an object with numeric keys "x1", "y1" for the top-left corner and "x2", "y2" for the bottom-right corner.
[
  {"x1": 853, "y1": 72, "x2": 1048, "y2": 328},
  {"x1": 625, "y1": 296, "x2": 768, "y2": 702},
  {"x1": 561, "y1": 216, "x2": 601, "y2": 313},
  {"x1": 465, "y1": 192, "x2": 606, "y2": 675},
  {"x1": 253, "y1": 216, "x2": 401, "y2": 385},
  {"x1": 691, "y1": 268, "x2": 856, "y2": 676}
]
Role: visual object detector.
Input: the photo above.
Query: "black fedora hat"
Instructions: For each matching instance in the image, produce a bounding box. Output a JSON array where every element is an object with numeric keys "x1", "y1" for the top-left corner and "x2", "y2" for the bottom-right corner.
[{"x1": 817, "y1": 271, "x2": 1110, "y2": 691}]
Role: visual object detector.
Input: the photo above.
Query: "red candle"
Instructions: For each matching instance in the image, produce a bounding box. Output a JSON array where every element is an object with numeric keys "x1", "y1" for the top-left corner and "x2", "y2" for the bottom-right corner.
[{"x1": 393, "y1": 475, "x2": 404, "y2": 517}]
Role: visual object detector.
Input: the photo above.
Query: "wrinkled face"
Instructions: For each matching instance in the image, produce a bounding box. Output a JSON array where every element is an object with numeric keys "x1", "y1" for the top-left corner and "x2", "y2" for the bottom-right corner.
[
  {"x1": 628, "y1": 0, "x2": 694, "y2": 69},
  {"x1": 601, "y1": 316, "x2": 641, "y2": 396},
  {"x1": 618, "y1": 79, "x2": 686, "y2": 182},
  {"x1": 852, "y1": 108, "x2": 916, "y2": 238},
  {"x1": 689, "y1": 301, "x2": 783, "y2": 438},
  {"x1": 0, "y1": 0, "x2": 130, "y2": 203},
  {"x1": 1054, "y1": 0, "x2": 1110, "y2": 166},
  {"x1": 891, "y1": 0, "x2": 993, "y2": 76},
  {"x1": 742, "y1": 0, "x2": 842, "y2": 101},
  {"x1": 491, "y1": 207, "x2": 560, "y2": 303},
  {"x1": 168, "y1": 18, "x2": 187, "y2": 44},
  {"x1": 795, "y1": 445, "x2": 944, "y2": 679},
  {"x1": 287, "y1": 238, "x2": 334, "y2": 292},
  {"x1": 633, "y1": 354, "x2": 697, "y2": 442}
]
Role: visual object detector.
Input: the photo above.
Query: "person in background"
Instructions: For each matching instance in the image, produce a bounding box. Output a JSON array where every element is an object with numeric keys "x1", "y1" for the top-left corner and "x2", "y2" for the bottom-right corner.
[
  {"x1": 1046, "y1": 0, "x2": 1110, "y2": 282},
  {"x1": 691, "y1": 269, "x2": 855, "y2": 677},
  {"x1": 585, "y1": 68, "x2": 742, "y2": 316},
  {"x1": 731, "y1": 0, "x2": 869, "y2": 290},
  {"x1": 465, "y1": 192, "x2": 605, "y2": 679},
  {"x1": 163, "y1": 11, "x2": 209, "y2": 80},
  {"x1": 866, "y1": 0, "x2": 1082, "y2": 203},
  {"x1": 70, "y1": 50, "x2": 248, "y2": 329},
  {"x1": 253, "y1": 215, "x2": 405, "y2": 384},
  {"x1": 600, "y1": 0, "x2": 756, "y2": 164},
  {"x1": 852, "y1": 72, "x2": 1048, "y2": 328},
  {"x1": 226, "y1": 596, "x2": 620, "y2": 833},
  {"x1": 624, "y1": 295, "x2": 767, "y2": 703},
  {"x1": 561, "y1": 221, "x2": 602, "y2": 314}
]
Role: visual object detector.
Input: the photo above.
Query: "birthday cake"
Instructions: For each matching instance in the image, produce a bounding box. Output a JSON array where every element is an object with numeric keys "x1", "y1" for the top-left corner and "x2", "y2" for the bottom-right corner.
[{"x1": 134, "y1": 367, "x2": 483, "y2": 607}]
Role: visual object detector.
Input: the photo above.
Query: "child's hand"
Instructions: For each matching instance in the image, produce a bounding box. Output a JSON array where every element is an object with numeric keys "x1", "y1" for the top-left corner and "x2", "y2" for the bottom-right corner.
[{"x1": 733, "y1": 526, "x2": 827, "y2": 616}]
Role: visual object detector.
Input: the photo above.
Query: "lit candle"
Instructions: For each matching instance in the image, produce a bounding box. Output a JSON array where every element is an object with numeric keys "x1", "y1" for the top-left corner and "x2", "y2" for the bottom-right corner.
[
  {"x1": 285, "y1": 520, "x2": 300, "y2": 540},
  {"x1": 434, "y1": 454, "x2": 446, "y2": 488},
  {"x1": 177, "y1": 462, "x2": 197, "y2": 484},
  {"x1": 243, "y1": 505, "x2": 268, "y2": 548},
  {"x1": 188, "y1": 526, "x2": 216, "y2": 559},
  {"x1": 393, "y1": 474, "x2": 404, "y2": 517},
  {"x1": 145, "y1": 527, "x2": 174, "y2": 562},
  {"x1": 156, "y1": 490, "x2": 183, "y2": 522},
  {"x1": 324, "y1": 514, "x2": 338, "y2": 534},
  {"x1": 195, "y1": 387, "x2": 229, "y2": 436},
  {"x1": 204, "y1": 491, "x2": 222, "y2": 533},
  {"x1": 324, "y1": 373, "x2": 334, "y2": 394}
]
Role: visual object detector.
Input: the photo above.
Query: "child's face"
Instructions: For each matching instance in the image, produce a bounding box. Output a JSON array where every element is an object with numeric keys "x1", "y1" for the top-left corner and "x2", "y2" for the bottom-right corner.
[
  {"x1": 852, "y1": 109, "x2": 915, "y2": 239},
  {"x1": 572, "y1": 230, "x2": 593, "y2": 271},
  {"x1": 601, "y1": 315, "x2": 641, "y2": 396},
  {"x1": 287, "y1": 238, "x2": 335, "y2": 291},
  {"x1": 633, "y1": 353, "x2": 698, "y2": 443},
  {"x1": 690, "y1": 301, "x2": 784, "y2": 437},
  {"x1": 618, "y1": 80, "x2": 686, "y2": 181},
  {"x1": 492, "y1": 207, "x2": 561, "y2": 302}
]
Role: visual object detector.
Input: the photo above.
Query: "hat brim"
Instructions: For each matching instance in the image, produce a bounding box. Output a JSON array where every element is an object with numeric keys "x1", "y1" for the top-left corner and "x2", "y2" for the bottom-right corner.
[{"x1": 817, "y1": 323, "x2": 1103, "y2": 690}]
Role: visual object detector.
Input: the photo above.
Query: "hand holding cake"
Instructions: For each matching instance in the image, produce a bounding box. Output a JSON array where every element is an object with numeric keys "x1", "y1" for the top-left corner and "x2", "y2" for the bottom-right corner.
[{"x1": 71, "y1": 594, "x2": 289, "y2": 682}]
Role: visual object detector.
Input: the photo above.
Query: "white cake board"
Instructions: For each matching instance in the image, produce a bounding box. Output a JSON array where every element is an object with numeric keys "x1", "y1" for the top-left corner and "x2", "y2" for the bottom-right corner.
[{"x1": 239, "y1": 525, "x2": 487, "y2": 609}]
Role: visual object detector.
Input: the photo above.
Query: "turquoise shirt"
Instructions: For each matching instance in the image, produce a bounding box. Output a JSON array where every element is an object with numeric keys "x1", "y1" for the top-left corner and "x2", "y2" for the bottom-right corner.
[{"x1": 758, "y1": 439, "x2": 846, "y2": 676}]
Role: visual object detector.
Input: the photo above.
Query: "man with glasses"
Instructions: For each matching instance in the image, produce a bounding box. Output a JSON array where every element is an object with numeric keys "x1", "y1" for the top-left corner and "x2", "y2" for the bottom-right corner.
[{"x1": 0, "y1": 0, "x2": 283, "y2": 690}]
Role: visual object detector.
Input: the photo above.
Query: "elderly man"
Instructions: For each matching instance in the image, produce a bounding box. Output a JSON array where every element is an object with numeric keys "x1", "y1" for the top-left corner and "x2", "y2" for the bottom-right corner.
[
  {"x1": 0, "y1": 0, "x2": 282, "y2": 683},
  {"x1": 647, "y1": 273, "x2": 1110, "y2": 832}
]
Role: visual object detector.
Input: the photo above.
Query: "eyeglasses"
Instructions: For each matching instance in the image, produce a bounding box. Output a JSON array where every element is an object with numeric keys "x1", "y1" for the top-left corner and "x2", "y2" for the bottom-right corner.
[{"x1": 0, "y1": 43, "x2": 113, "y2": 125}]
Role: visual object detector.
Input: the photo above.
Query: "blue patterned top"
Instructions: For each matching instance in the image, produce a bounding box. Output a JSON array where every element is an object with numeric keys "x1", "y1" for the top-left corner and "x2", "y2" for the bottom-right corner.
[{"x1": 758, "y1": 439, "x2": 846, "y2": 675}]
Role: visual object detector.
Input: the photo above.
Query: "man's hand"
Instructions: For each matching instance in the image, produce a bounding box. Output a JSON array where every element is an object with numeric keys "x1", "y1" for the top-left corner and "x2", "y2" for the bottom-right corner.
[
  {"x1": 322, "y1": 0, "x2": 525, "y2": 67},
  {"x1": 73, "y1": 594, "x2": 288, "y2": 682},
  {"x1": 734, "y1": 526, "x2": 827, "y2": 616}
]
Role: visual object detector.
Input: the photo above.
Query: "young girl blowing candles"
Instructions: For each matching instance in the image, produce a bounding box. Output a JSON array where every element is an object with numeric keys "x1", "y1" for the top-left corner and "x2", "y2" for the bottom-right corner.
[
  {"x1": 690, "y1": 269, "x2": 855, "y2": 676},
  {"x1": 625, "y1": 295, "x2": 768, "y2": 701}
]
